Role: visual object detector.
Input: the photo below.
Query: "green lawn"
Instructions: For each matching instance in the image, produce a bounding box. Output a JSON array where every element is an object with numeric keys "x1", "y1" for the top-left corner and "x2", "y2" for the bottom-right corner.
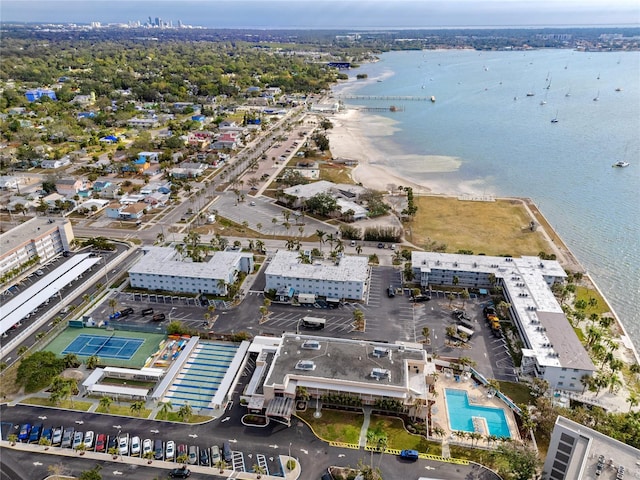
[
  {"x1": 297, "y1": 409, "x2": 363, "y2": 444},
  {"x1": 367, "y1": 415, "x2": 437, "y2": 453},
  {"x1": 497, "y1": 381, "x2": 534, "y2": 406},
  {"x1": 21, "y1": 397, "x2": 92, "y2": 411},
  {"x1": 575, "y1": 286, "x2": 610, "y2": 316},
  {"x1": 156, "y1": 411, "x2": 213, "y2": 423},
  {"x1": 95, "y1": 404, "x2": 151, "y2": 418}
]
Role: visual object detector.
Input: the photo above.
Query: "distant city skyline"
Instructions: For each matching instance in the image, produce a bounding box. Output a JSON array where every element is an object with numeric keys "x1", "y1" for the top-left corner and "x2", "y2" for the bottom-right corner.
[{"x1": 2, "y1": 0, "x2": 639, "y2": 28}]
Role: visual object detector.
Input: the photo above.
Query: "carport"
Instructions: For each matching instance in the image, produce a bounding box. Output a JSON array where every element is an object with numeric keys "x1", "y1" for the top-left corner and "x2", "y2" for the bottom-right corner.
[{"x1": 0, "y1": 253, "x2": 102, "y2": 337}]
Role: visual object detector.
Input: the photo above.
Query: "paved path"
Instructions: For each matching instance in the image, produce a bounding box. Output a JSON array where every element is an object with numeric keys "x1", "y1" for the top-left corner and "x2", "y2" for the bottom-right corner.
[{"x1": 358, "y1": 406, "x2": 372, "y2": 447}]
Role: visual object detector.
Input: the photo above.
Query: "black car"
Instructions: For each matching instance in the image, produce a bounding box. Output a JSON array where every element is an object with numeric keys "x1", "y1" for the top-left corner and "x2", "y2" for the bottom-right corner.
[
  {"x1": 199, "y1": 446, "x2": 210, "y2": 466},
  {"x1": 412, "y1": 294, "x2": 431, "y2": 302},
  {"x1": 168, "y1": 467, "x2": 191, "y2": 478},
  {"x1": 387, "y1": 286, "x2": 395, "y2": 298}
]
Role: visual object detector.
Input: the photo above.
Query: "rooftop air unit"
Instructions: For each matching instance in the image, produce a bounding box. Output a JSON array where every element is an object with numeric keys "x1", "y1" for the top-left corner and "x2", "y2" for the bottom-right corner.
[
  {"x1": 372, "y1": 347, "x2": 389, "y2": 358},
  {"x1": 301, "y1": 340, "x2": 321, "y2": 350},
  {"x1": 371, "y1": 368, "x2": 391, "y2": 380},
  {"x1": 295, "y1": 360, "x2": 316, "y2": 371}
]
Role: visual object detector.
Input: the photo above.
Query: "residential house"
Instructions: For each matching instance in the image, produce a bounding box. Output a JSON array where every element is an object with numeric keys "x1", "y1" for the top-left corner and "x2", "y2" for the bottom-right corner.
[
  {"x1": 127, "y1": 117, "x2": 160, "y2": 129},
  {"x1": 42, "y1": 192, "x2": 67, "y2": 209},
  {"x1": 41, "y1": 157, "x2": 71, "y2": 169},
  {"x1": 169, "y1": 162, "x2": 207, "y2": 179},
  {"x1": 133, "y1": 158, "x2": 150, "y2": 173},
  {"x1": 0, "y1": 176, "x2": 19, "y2": 190},
  {"x1": 140, "y1": 182, "x2": 171, "y2": 195},
  {"x1": 105, "y1": 202, "x2": 147, "y2": 220},
  {"x1": 55, "y1": 178, "x2": 85, "y2": 196},
  {"x1": 99, "y1": 183, "x2": 122, "y2": 200},
  {"x1": 211, "y1": 132, "x2": 238, "y2": 150},
  {"x1": 144, "y1": 192, "x2": 170, "y2": 207},
  {"x1": 25, "y1": 89, "x2": 57, "y2": 102},
  {"x1": 71, "y1": 92, "x2": 96, "y2": 106},
  {"x1": 187, "y1": 131, "x2": 215, "y2": 149},
  {"x1": 92, "y1": 181, "x2": 112, "y2": 193},
  {"x1": 138, "y1": 152, "x2": 160, "y2": 163}
]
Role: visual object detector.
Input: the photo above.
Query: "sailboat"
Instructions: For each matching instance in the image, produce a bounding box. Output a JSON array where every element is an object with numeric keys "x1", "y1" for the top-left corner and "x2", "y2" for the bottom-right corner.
[
  {"x1": 565, "y1": 88, "x2": 571, "y2": 97},
  {"x1": 551, "y1": 111, "x2": 559, "y2": 123},
  {"x1": 593, "y1": 91, "x2": 600, "y2": 102}
]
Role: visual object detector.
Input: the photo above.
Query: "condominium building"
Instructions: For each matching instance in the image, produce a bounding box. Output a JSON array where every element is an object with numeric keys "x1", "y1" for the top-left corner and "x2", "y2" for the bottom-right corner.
[
  {"x1": 243, "y1": 334, "x2": 435, "y2": 425},
  {"x1": 543, "y1": 416, "x2": 639, "y2": 480},
  {"x1": 0, "y1": 217, "x2": 74, "y2": 279},
  {"x1": 411, "y1": 252, "x2": 595, "y2": 391},
  {"x1": 128, "y1": 246, "x2": 253, "y2": 295},
  {"x1": 264, "y1": 250, "x2": 369, "y2": 301}
]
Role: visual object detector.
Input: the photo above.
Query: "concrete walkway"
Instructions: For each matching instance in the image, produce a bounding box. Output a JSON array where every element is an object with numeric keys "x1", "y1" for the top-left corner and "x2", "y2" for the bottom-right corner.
[{"x1": 358, "y1": 406, "x2": 372, "y2": 447}]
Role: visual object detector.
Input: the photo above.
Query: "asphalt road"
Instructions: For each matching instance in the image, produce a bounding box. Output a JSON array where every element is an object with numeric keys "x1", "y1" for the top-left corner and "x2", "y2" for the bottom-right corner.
[{"x1": 0, "y1": 404, "x2": 501, "y2": 480}]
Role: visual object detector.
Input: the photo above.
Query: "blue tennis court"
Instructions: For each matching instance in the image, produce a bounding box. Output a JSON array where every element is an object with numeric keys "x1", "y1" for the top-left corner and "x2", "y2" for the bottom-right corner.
[{"x1": 62, "y1": 334, "x2": 144, "y2": 360}]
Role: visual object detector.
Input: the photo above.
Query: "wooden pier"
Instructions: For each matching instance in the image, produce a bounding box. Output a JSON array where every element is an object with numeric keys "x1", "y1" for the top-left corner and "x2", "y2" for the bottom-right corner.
[
  {"x1": 339, "y1": 95, "x2": 431, "y2": 101},
  {"x1": 356, "y1": 105, "x2": 405, "y2": 112}
]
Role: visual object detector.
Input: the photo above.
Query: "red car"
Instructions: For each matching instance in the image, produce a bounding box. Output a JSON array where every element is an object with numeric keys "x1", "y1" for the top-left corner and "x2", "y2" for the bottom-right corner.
[{"x1": 95, "y1": 434, "x2": 107, "y2": 453}]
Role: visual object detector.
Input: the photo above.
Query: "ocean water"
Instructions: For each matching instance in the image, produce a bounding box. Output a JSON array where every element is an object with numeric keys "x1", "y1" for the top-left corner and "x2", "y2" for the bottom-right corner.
[{"x1": 332, "y1": 49, "x2": 640, "y2": 350}]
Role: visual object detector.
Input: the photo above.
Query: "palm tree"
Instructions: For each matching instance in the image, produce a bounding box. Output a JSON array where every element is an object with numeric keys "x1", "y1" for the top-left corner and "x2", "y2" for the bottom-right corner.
[
  {"x1": 315, "y1": 229, "x2": 326, "y2": 251},
  {"x1": 144, "y1": 450, "x2": 154, "y2": 464},
  {"x1": 421, "y1": 327, "x2": 430, "y2": 344},
  {"x1": 108, "y1": 446, "x2": 119, "y2": 459},
  {"x1": 85, "y1": 355, "x2": 99, "y2": 370},
  {"x1": 178, "y1": 403, "x2": 193, "y2": 422},
  {"x1": 7, "y1": 433, "x2": 18, "y2": 446},
  {"x1": 447, "y1": 293, "x2": 455, "y2": 308},
  {"x1": 355, "y1": 245, "x2": 362, "y2": 255},
  {"x1": 461, "y1": 289, "x2": 470, "y2": 308},
  {"x1": 130, "y1": 400, "x2": 145, "y2": 417},
  {"x1": 75, "y1": 442, "x2": 87, "y2": 455},
  {"x1": 39, "y1": 436, "x2": 52, "y2": 450},
  {"x1": 215, "y1": 459, "x2": 228, "y2": 473},
  {"x1": 253, "y1": 464, "x2": 267, "y2": 479},
  {"x1": 158, "y1": 401, "x2": 173, "y2": 420},
  {"x1": 99, "y1": 396, "x2": 112, "y2": 413}
]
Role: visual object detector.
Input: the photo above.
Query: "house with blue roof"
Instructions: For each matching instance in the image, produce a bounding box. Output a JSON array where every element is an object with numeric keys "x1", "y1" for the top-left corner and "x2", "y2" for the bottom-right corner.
[{"x1": 25, "y1": 89, "x2": 57, "y2": 102}]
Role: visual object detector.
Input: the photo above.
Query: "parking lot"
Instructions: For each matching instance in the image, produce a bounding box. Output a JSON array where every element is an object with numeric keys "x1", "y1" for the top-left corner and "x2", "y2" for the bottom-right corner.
[{"x1": 2, "y1": 420, "x2": 285, "y2": 477}]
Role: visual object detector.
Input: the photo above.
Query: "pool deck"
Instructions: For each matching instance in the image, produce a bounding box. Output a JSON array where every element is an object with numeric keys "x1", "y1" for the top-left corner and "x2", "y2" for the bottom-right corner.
[{"x1": 432, "y1": 375, "x2": 521, "y2": 444}]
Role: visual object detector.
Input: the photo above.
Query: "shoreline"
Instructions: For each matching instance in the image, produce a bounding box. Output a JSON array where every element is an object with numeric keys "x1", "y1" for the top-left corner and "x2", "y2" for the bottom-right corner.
[{"x1": 323, "y1": 106, "x2": 640, "y2": 368}]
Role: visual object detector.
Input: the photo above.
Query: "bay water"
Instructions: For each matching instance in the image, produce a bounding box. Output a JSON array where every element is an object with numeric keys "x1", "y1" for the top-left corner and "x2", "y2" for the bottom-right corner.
[{"x1": 332, "y1": 49, "x2": 640, "y2": 349}]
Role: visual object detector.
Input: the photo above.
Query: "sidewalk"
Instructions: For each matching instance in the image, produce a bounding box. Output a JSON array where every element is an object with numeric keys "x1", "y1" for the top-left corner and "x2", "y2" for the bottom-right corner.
[
  {"x1": 358, "y1": 406, "x2": 372, "y2": 447},
  {"x1": 2, "y1": 440, "x2": 301, "y2": 480}
]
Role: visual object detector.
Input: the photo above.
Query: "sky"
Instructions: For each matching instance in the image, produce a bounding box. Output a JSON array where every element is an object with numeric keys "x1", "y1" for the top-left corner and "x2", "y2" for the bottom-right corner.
[{"x1": 1, "y1": 0, "x2": 639, "y2": 28}]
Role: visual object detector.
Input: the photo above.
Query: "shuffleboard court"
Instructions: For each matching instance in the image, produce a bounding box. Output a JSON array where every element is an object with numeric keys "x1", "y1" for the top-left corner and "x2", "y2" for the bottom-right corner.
[{"x1": 62, "y1": 334, "x2": 144, "y2": 360}]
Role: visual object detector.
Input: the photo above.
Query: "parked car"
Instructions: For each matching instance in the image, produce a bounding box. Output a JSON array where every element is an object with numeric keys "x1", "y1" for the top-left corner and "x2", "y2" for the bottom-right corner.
[
  {"x1": 387, "y1": 286, "x2": 396, "y2": 298},
  {"x1": 152, "y1": 313, "x2": 165, "y2": 321},
  {"x1": 210, "y1": 445, "x2": 221, "y2": 465},
  {"x1": 18, "y1": 424, "x2": 31, "y2": 442},
  {"x1": 107, "y1": 435, "x2": 118, "y2": 452},
  {"x1": 166, "y1": 440, "x2": 176, "y2": 460},
  {"x1": 130, "y1": 436, "x2": 141, "y2": 456},
  {"x1": 83, "y1": 431, "x2": 95, "y2": 449},
  {"x1": 95, "y1": 434, "x2": 107, "y2": 453},
  {"x1": 168, "y1": 466, "x2": 191, "y2": 478},
  {"x1": 72, "y1": 431, "x2": 84, "y2": 450},
  {"x1": 176, "y1": 443, "x2": 188, "y2": 458},
  {"x1": 61, "y1": 428, "x2": 74, "y2": 448},
  {"x1": 199, "y1": 446, "x2": 209, "y2": 466},
  {"x1": 222, "y1": 442, "x2": 232, "y2": 462},
  {"x1": 154, "y1": 439, "x2": 164, "y2": 460},
  {"x1": 188, "y1": 445, "x2": 198, "y2": 464},
  {"x1": 41, "y1": 427, "x2": 53, "y2": 443},
  {"x1": 118, "y1": 434, "x2": 129, "y2": 455},
  {"x1": 28, "y1": 423, "x2": 43, "y2": 443},
  {"x1": 400, "y1": 449, "x2": 419, "y2": 460},
  {"x1": 51, "y1": 427, "x2": 63, "y2": 446},
  {"x1": 141, "y1": 308, "x2": 154, "y2": 316},
  {"x1": 142, "y1": 438, "x2": 153, "y2": 457}
]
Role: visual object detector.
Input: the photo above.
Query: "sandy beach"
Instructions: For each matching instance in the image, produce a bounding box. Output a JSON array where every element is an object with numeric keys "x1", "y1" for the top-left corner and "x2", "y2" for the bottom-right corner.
[
  {"x1": 326, "y1": 108, "x2": 478, "y2": 195},
  {"x1": 326, "y1": 108, "x2": 433, "y2": 193}
]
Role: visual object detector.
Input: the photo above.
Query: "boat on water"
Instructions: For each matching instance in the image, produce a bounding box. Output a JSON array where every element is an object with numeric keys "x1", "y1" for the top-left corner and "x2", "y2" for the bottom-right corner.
[
  {"x1": 615, "y1": 87, "x2": 623, "y2": 92},
  {"x1": 593, "y1": 91, "x2": 600, "y2": 102},
  {"x1": 551, "y1": 111, "x2": 559, "y2": 123},
  {"x1": 430, "y1": 96, "x2": 436, "y2": 103},
  {"x1": 612, "y1": 161, "x2": 630, "y2": 168},
  {"x1": 526, "y1": 91, "x2": 535, "y2": 97}
]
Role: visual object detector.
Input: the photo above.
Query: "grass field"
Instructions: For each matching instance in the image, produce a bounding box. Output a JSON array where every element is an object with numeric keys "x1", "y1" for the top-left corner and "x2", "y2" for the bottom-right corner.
[
  {"x1": 21, "y1": 397, "x2": 93, "y2": 411},
  {"x1": 297, "y1": 409, "x2": 363, "y2": 444},
  {"x1": 410, "y1": 196, "x2": 551, "y2": 257},
  {"x1": 367, "y1": 415, "x2": 435, "y2": 453},
  {"x1": 94, "y1": 403, "x2": 152, "y2": 418}
]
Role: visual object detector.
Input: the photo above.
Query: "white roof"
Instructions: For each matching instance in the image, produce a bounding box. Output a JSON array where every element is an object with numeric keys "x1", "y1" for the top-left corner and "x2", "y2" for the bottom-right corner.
[
  {"x1": 87, "y1": 383, "x2": 149, "y2": 397},
  {"x1": 282, "y1": 180, "x2": 334, "y2": 199},
  {"x1": 265, "y1": 250, "x2": 369, "y2": 283},
  {"x1": 0, "y1": 254, "x2": 101, "y2": 336},
  {"x1": 128, "y1": 246, "x2": 250, "y2": 280}
]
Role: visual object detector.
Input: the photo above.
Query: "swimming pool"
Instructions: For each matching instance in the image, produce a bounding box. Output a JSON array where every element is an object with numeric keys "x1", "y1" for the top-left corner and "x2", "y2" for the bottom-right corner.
[{"x1": 444, "y1": 389, "x2": 511, "y2": 438}]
